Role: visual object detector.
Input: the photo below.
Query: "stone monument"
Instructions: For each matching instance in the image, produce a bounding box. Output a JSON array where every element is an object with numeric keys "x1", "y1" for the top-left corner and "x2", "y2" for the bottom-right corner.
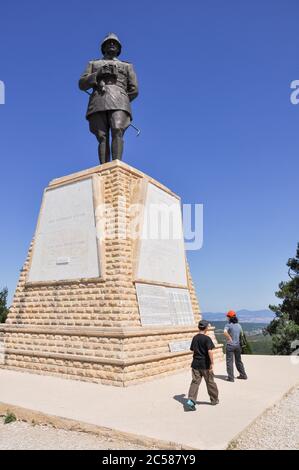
[{"x1": 0, "y1": 35, "x2": 223, "y2": 386}]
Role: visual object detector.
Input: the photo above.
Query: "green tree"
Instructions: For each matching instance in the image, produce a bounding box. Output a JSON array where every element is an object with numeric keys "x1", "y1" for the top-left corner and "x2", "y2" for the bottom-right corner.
[
  {"x1": 266, "y1": 243, "x2": 299, "y2": 354},
  {"x1": 0, "y1": 287, "x2": 9, "y2": 323}
]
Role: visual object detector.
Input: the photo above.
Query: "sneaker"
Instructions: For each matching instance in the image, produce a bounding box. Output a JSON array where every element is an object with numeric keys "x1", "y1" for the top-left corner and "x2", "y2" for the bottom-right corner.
[
  {"x1": 211, "y1": 399, "x2": 219, "y2": 405},
  {"x1": 237, "y1": 375, "x2": 248, "y2": 380},
  {"x1": 186, "y1": 399, "x2": 196, "y2": 411},
  {"x1": 226, "y1": 377, "x2": 234, "y2": 382}
]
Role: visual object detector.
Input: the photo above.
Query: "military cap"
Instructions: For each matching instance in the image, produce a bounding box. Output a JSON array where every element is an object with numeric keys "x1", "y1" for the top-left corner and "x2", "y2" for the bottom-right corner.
[{"x1": 101, "y1": 33, "x2": 122, "y2": 56}]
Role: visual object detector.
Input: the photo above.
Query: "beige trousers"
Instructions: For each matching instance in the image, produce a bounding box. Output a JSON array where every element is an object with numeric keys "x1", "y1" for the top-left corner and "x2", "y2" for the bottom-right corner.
[{"x1": 188, "y1": 368, "x2": 219, "y2": 403}]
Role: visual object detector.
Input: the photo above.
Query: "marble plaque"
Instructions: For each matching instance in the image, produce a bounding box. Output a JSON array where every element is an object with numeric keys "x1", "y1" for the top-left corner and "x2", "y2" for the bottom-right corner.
[
  {"x1": 136, "y1": 283, "x2": 194, "y2": 326},
  {"x1": 136, "y1": 183, "x2": 187, "y2": 286},
  {"x1": 166, "y1": 288, "x2": 194, "y2": 325},
  {"x1": 169, "y1": 340, "x2": 191, "y2": 353},
  {"x1": 28, "y1": 178, "x2": 100, "y2": 282},
  {"x1": 135, "y1": 283, "x2": 172, "y2": 325}
]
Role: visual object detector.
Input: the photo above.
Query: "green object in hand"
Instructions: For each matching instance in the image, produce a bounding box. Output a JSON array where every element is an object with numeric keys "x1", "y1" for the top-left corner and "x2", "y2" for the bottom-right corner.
[{"x1": 240, "y1": 332, "x2": 252, "y2": 354}]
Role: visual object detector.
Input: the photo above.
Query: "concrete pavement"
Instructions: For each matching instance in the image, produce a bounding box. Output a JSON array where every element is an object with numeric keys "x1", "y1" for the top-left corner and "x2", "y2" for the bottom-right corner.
[{"x1": 0, "y1": 355, "x2": 298, "y2": 449}]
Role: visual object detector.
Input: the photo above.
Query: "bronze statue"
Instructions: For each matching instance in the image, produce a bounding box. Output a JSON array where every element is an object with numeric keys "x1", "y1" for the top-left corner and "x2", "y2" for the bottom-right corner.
[{"x1": 79, "y1": 33, "x2": 139, "y2": 163}]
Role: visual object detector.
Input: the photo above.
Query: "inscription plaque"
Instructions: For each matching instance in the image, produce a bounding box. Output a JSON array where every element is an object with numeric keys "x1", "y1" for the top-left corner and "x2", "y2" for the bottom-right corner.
[
  {"x1": 136, "y1": 183, "x2": 187, "y2": 286},
  {"x1": 28, "y1": 178, "x2": 100, "y2": 282},
  {"x1": 135, "y1": 283, "x2": 172, "y2": 325},
  {"x1": 167, "y1": 288, "x2": 195, "y2": 325},
  {"x1": 169, "y1": 340, "x2": 191, "y2": 353},
  {"x1": 136, "y1": 283, "x2": 194, "y2": 326}
]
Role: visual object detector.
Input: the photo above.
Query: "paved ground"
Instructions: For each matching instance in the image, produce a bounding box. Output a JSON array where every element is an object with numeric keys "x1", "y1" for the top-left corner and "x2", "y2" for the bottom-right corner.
[
  {"x1": 1, "y1": 387, "x2": 298, "y2": 449},
  {"x1": 0, "y1": 356, "x2": 298, "y2": 449}
]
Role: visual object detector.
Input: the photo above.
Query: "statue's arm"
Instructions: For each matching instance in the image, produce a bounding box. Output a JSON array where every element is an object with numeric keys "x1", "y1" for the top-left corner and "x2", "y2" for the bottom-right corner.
[
  {"x1": 79, "y1": 61, "x2": 98, "y2": 91},
  {"x1": 127, "y1": 64, "x2": 139, "y2": 102}
]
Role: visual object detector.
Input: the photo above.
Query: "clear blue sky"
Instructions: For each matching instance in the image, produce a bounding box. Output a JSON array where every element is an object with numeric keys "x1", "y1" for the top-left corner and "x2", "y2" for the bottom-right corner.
[{"x1": 0, "y1": 0, "x2": 298, "y2": 311}]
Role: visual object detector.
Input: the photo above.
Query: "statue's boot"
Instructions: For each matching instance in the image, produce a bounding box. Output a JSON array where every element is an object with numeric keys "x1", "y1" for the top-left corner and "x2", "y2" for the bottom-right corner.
[
  {"x1": 105, "y1": 138, "x2": 110, "y2": 162},
  {"x1": 111, "y1": 129, "x2": 124, "y2": 160},
  {"x1": 98, "y1": 136, "x2": 110, "y2": 164}
]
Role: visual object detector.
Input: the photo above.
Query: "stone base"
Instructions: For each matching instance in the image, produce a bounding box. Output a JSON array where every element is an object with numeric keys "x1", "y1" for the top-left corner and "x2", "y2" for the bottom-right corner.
[
  {"x1": 1, "y1": 325, "x2": 223, "y2": 386},
  {"x1": 1, "y1": 161, "x2": 223, "y2": 386}
]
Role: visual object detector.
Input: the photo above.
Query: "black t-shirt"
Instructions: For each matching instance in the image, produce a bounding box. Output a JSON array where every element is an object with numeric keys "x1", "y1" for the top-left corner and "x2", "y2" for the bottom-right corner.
[{"x1": 190, "y1": 333, "x2": 215, "y2": 370}]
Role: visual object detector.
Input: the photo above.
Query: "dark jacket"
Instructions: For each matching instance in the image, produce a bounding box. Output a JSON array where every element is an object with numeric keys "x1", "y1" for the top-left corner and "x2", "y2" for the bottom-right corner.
[{"x1": 79, "y1": 57, "x2": 138, "y2": 120}]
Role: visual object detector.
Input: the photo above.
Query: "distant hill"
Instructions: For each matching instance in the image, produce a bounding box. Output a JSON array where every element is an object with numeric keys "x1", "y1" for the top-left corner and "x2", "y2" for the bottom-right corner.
[{"x1": 203, "y1": 309, "x2": 275, "y2": 324}]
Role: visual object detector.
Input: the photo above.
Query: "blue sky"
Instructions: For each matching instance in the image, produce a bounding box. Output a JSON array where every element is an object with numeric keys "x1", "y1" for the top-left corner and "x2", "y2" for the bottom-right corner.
[{"x1": 0, "y1": 0, "x2": 298, "y2": 311}]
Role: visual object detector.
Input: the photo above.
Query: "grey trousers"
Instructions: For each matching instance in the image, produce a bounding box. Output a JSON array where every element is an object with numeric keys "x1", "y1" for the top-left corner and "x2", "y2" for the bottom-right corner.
[
  {"x1": 226, "y1": 344, "x2": 247, "y2": 380},
  {"x1": 188, "y1": 368, "x2": 219, "y2": 403}
]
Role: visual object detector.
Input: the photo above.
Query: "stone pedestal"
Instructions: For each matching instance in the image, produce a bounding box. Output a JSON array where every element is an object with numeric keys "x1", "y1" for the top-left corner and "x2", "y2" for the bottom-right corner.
[{"x1": 0, "y1": 161, "x2": 223, "y2": 386}]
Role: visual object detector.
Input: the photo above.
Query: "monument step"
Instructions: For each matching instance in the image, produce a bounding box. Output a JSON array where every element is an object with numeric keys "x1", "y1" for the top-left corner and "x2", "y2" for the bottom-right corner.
[{"x1": 1, "y1": 324, "x2": 213, "y2": 337}]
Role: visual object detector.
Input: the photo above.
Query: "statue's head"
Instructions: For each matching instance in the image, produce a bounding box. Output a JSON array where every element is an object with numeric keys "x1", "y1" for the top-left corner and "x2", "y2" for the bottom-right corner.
[{"x1": 101, "y1": 33, "x2": 122, "y2": 58}]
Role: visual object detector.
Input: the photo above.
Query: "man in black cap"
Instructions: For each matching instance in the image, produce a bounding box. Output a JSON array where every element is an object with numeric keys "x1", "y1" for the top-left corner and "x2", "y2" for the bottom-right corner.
[
  {"x1": 186, "y1": 320, "x2": 219, "y2": 411},
  {"x1": 79, "y1": 33, "x2": 139, "y2": 163}
]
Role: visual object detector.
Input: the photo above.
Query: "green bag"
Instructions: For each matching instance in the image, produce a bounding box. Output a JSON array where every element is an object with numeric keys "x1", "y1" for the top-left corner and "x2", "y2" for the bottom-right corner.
[{"x1": 240, "y1": 329, "x2": 252, "y2": 354}]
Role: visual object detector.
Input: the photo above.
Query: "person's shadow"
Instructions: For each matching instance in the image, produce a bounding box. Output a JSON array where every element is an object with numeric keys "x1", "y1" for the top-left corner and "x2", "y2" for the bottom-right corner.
[
  {"x1": 173, "y1": 394, "x2": 211, "y2": 412},
  {"x1": 214, "y1": 374, "x2": 228, "y2": 381}
]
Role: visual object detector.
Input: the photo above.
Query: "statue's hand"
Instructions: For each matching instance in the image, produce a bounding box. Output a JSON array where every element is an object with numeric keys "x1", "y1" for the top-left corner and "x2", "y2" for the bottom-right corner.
[
  {"x1": 99, "y1": 80, "x2": 106, "y2": 94},
  {"x1": 96, "y1": 68, "x2": 103, "y2": 80}
]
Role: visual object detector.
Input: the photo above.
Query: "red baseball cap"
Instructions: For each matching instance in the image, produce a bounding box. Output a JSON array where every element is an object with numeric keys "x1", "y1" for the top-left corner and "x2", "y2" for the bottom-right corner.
[{"x1": 226, "y1": 310, "x2": 236, "y2": 318}]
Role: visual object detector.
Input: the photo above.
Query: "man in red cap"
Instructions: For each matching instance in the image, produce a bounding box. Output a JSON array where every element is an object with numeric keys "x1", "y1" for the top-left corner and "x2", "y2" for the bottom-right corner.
[{"x1": 224, "y1": 310, "x2": 247, "y2": 382}]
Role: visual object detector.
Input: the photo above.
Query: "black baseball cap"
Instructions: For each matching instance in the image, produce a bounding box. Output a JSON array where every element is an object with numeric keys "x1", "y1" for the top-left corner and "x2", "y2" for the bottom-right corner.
[{"x1": 198, "y1": 320, "x2": 209, "y2": 329}]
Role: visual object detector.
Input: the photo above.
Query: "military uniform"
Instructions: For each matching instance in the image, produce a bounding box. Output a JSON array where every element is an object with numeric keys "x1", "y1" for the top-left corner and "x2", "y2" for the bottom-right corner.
[{"x1": 79, "y1": 33, "x2": 138, "y2": 163}]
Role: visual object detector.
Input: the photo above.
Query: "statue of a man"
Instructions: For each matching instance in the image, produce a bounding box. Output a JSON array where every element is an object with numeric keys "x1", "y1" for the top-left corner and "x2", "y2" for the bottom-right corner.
[{"x1": 79, "y1": 33, "x2": 139, "y2": 163}]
